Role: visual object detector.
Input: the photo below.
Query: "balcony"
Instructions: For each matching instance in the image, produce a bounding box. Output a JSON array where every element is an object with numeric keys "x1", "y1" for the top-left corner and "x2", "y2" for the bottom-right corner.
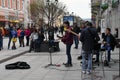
[
  {"x1": 101, "y1": 3, "x2": 109, "y2": 11},
  {"x1": 112, "y1": 0, "x2": 119, "y2": 8},
  {"x1": 91, "y1": 0, "x2": 101, "y2": 8}
]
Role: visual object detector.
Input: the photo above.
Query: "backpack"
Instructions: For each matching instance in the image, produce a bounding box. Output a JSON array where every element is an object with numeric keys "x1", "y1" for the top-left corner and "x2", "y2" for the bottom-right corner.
[
  {"x1": 20, "y1": 31, "x2": 25, "y2": 37},
  {"x1": 87, "y1": 28, "x2": 100, "y2": 50}
]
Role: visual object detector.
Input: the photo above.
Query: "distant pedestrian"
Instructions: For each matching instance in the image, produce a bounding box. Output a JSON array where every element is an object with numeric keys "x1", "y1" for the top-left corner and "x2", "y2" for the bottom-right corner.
[
  {"x1": 0, "y1": 26, "x2": 5, "y2": 49},
  {"x1": 17, "y1": 28, "x2": 22, "y2": 47},
  {"x1": 73, "y1": 23, "x2": 80, "y2": 49},
  {"x1": 0, "y1": 29, "x2": 2, "y2": 51},
  {"x1": 77, "y1": 23, "x2": 86, "y2": 60},
  {"x1": 20, "y1": 28, "x2": 25, "y2": 47},
  {"x1": 8, "y1": 24, "x2": 13, "y2": 49},
  {"x1": 25, "y1": 27, "x2": 31, "y2": 46},
  {"x1": 11, "y1": 27, "x2": 17, "y2": 50},
  {"x1": 61, "y1": 21, "x2": 73, "y2": 67}
]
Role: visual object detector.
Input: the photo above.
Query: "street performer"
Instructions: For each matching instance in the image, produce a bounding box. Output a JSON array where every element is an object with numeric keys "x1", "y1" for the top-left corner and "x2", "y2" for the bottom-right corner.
[{"x1": 61, "y1": 21, "x2": 73, "y2": 67}]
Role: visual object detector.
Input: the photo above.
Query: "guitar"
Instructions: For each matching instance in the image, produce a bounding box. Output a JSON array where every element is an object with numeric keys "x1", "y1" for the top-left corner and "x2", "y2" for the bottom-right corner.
[{"x1": 64, "y1": 28, "x2": 79, "y2": 37}]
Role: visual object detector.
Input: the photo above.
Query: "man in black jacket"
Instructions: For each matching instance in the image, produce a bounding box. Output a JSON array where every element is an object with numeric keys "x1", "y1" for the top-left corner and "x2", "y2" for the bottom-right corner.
[
  {"x1": 80, "y1": 22, "x2": 100, "y2": 74},
  {"x1": 102, "y1": 28, "x2": 116, "y2": 62},
  {"x1": 73, "y1": 23, "x2": 80, "y2": 49}
]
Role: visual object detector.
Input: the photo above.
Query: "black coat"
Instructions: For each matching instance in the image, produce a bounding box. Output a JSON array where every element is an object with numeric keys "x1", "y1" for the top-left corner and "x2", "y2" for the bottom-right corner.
[
  {"x1": 103, "y1": 34, "x2": 116, "y2": 51},
  {"x1": 80, "y1": 27, "x2": 100, "y2": 51}
]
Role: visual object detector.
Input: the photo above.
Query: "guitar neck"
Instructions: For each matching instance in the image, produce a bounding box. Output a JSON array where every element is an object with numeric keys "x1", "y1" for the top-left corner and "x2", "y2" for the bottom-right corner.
[{"x1": 66, "y1": 29, "x2": 79, "y2": 36}]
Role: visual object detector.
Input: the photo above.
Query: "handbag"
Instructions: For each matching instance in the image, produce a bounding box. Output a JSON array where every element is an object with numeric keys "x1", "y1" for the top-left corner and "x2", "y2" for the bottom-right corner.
[{"x1": 12, "y1": 38, "x2": 17, "y2": 42}]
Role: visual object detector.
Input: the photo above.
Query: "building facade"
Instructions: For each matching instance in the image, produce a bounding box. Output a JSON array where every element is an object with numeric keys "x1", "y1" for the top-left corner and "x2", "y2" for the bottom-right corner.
[
  {"x1": 91, "y1": 0, "x2": 120, "y2": 38},
  {"x1": 0, "y1": 0, "x2": 30, "y2": 28}
]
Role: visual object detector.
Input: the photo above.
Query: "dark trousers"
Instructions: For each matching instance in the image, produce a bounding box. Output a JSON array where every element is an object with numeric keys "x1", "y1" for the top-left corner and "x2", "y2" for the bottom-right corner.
[
  {"x1": 8, "y1": 37, "x2": 12, "y2": 49},
  {"x1": 20, "y1": 37, "x2": 24, "y2": 47},
  {"x1": 26, "y1": 36, "x2": 29, "y2": 46},
  {"x1": 66, "y1": 44, "x2": 72, "y2": 64},
  {"x1": 0, "y1": 38, "x2": 2, "y2": 49},
  {"x1": 29, "y1": 40, "x2": 35, "y2": 51},
  {"x1": 73, "y1": 36, "x2": 79, "y2": 48},
  {"x1": 18, "y1": 37, "x2": 21, "y2": 46}
]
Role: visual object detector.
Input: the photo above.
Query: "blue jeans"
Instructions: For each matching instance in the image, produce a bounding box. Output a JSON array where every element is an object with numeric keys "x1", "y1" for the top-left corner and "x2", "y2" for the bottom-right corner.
[
  {"x1": 66, "y1": 44, "x2": 72, "y2": 64},
  {"x1": 73, "y1": 36, "x2": 79, "y2": 48},
  {"x1": 102, "y1": 45, "x2": 111, "y2": 62},
  {"x1": 82, "y1": 50, "x2": 92, "y2": 72}
]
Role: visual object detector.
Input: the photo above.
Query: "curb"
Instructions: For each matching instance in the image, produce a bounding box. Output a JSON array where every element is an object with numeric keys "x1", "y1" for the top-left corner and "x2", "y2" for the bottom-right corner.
[{"x1": 0, "y1": 51, "x2": 28, "y2": 64}]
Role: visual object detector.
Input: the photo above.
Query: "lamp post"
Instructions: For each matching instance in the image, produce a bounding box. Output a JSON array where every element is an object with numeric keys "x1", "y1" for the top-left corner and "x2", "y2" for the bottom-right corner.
[{"x1": 44, "y1": 0, "x2": 59, "y2": 68}]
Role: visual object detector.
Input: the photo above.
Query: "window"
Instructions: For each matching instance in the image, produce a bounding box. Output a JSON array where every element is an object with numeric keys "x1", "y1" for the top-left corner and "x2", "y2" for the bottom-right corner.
[
  {"x1": 8, "y1": 0, "x2": 10, "y2": 8},
  {"x1": 12, "y1": 0, "x2": 16, "y2": 9},
  {"x1": 22, "y1": 0, "x2": 24, "y2": 11},
  {"x1": 17, "y1": 0, "x2": 20, "y2": 10},
  {"x1": 2, "y1": 0, "x2": 5, "y2": 7}
]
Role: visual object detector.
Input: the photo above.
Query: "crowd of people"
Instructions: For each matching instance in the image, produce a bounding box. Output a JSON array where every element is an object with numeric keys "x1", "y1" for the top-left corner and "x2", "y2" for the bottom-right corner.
[
  {"x1": 0, "y1": 23, "x2": 67, "y2": 51},
  {"x1": 60, "y1": 21, "x2": 117, "y2": 75},
  {"x1": 0, "y1": 21, "x2": 118, "y2": 75}
]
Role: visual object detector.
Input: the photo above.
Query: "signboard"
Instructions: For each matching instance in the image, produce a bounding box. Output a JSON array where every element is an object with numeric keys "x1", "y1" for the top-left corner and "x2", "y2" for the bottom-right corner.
[{"x1": 63, "y1": 16, "x2": 74, "y2": 26}]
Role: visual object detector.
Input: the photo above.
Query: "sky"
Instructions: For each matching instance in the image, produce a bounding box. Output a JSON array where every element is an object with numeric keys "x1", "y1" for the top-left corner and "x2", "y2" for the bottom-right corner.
[{"x1": 59, "y1": 0, "x2": 91, "y2": 19}]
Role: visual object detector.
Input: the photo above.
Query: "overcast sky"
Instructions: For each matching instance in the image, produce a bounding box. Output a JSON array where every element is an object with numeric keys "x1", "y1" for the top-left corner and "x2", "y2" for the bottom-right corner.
[{"x1": 59, "y1": 0, "x2": 91, "y2": 19}]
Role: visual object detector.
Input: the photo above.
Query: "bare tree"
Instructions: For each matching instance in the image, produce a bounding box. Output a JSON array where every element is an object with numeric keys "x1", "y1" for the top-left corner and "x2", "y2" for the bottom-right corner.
[
  {"x1": 43, "y1": 1, "x2": 66, "y2": 27},
  {"x1": 30, "y1": 0, "x2": 44, "y2": 27},
  {"x1": 30, "y1": 0, "x2": 66, "y2": 27}
]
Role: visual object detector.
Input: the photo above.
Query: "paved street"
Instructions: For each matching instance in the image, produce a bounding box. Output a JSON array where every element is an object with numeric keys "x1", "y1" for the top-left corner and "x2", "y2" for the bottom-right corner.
[{"x1": 0, "y1": 38, "x2": 119, "y2": 80}]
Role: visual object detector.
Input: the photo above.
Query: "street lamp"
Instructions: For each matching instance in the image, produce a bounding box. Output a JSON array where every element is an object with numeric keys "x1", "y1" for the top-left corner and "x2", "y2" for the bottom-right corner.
[{"x1": 45, "y1": 0, "x2": 59, "y2": 68}]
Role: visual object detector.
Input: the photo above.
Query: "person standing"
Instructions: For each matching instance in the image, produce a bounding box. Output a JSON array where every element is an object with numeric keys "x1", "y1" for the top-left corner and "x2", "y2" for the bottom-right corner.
[
  {"x1": 0, "y1": 26, "x2": 5, "y2": 49},
  {"x1": 0, "y1": 29, "x2": 2, "y2": 50},
  {"x1": 61, "y1": 21, "x2": 73, "y2": 67},
  {"x1": 20, "y1": 28, "x2": 25, "y2": 47},
  {"x1": 25, "y1": 27, "x2": 31, "y2": 46},
  {"x1": 17, "y1": 28, "x2": 22, "y2": 47},
  {"x1": 73, "y1": 23, "x2": 80, "y2": 49},
  {"x1": 80, "y1": 22, "x2": 100, "y2": 74},
  {"x1": 11, "y1": 27, "x2": 17, "y2": 50},
  {"x1": 8, "y1": 24, "x2": 13, "y2": 49},
  {"x1": 77, "y1": 23, "x2": 86, "y2": 60}
]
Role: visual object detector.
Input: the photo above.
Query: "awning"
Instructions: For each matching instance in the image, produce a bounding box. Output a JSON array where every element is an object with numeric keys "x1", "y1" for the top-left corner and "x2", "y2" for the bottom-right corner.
[
  {"x1": 9, "y1": 20, "x2": 19, "y2": 23},
  {"x1": 0, "y1": 19, "x2": 9, "y2": 22}
]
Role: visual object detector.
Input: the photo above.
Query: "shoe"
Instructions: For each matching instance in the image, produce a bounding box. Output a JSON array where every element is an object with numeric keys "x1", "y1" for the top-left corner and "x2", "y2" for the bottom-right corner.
[
  {"x1": 65, "y1": 64, "x2": 72, "y2": 67},
  {"x1": 63, "y1": 63, "x2": 72, "y2": 67},
  {"x1": 94, "y1": 60, "x2": 99, "y2": 63},
  {"x1": 74, "y1": 47, "x2": 78, "y2": 49},
  {"x1": 28, "y1": 50, "x2": 31, "y2": 52},
  {"x1": 82, "y1": 71, "x2": 86, "y2": 74},
  {"x1": 86, "y1": 71, "x2": 91, "y2": 75},
  {"x1": 77, "y1": 56, "x2": 82, "y2": 60}
]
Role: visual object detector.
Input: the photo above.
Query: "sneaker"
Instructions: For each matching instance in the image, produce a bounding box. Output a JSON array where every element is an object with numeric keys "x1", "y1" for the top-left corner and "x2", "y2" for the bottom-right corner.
[
  {"x1": 64, "y1": 63, "x2": 73, "y2": 67},
  {"x1": 82, "y1": 71, "x2": 86, "y2": 74},
  {"x1": 86, "y1": 71, "x2": 91, "y2": 75},
  {"x1": 77, "y1": 56, "x2": 82, "y2": 60},
  {"x1": 74, "y1": 47, "x2": 78, "y2": 49}
]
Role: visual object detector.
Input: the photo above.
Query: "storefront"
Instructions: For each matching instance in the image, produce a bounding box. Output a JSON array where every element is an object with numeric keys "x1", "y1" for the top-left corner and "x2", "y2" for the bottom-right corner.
[
  {"x1": 18, "y1": 12, "x2": 24, "y2": 25},
  {"x1": 0, "y1": 11, "x2": 9, "y2": 27}
]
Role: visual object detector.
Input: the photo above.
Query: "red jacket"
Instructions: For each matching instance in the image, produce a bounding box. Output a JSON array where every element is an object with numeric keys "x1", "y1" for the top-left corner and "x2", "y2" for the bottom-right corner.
[{"x1": 62, "y1": 27, "x2": 73, "y2": 44}]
